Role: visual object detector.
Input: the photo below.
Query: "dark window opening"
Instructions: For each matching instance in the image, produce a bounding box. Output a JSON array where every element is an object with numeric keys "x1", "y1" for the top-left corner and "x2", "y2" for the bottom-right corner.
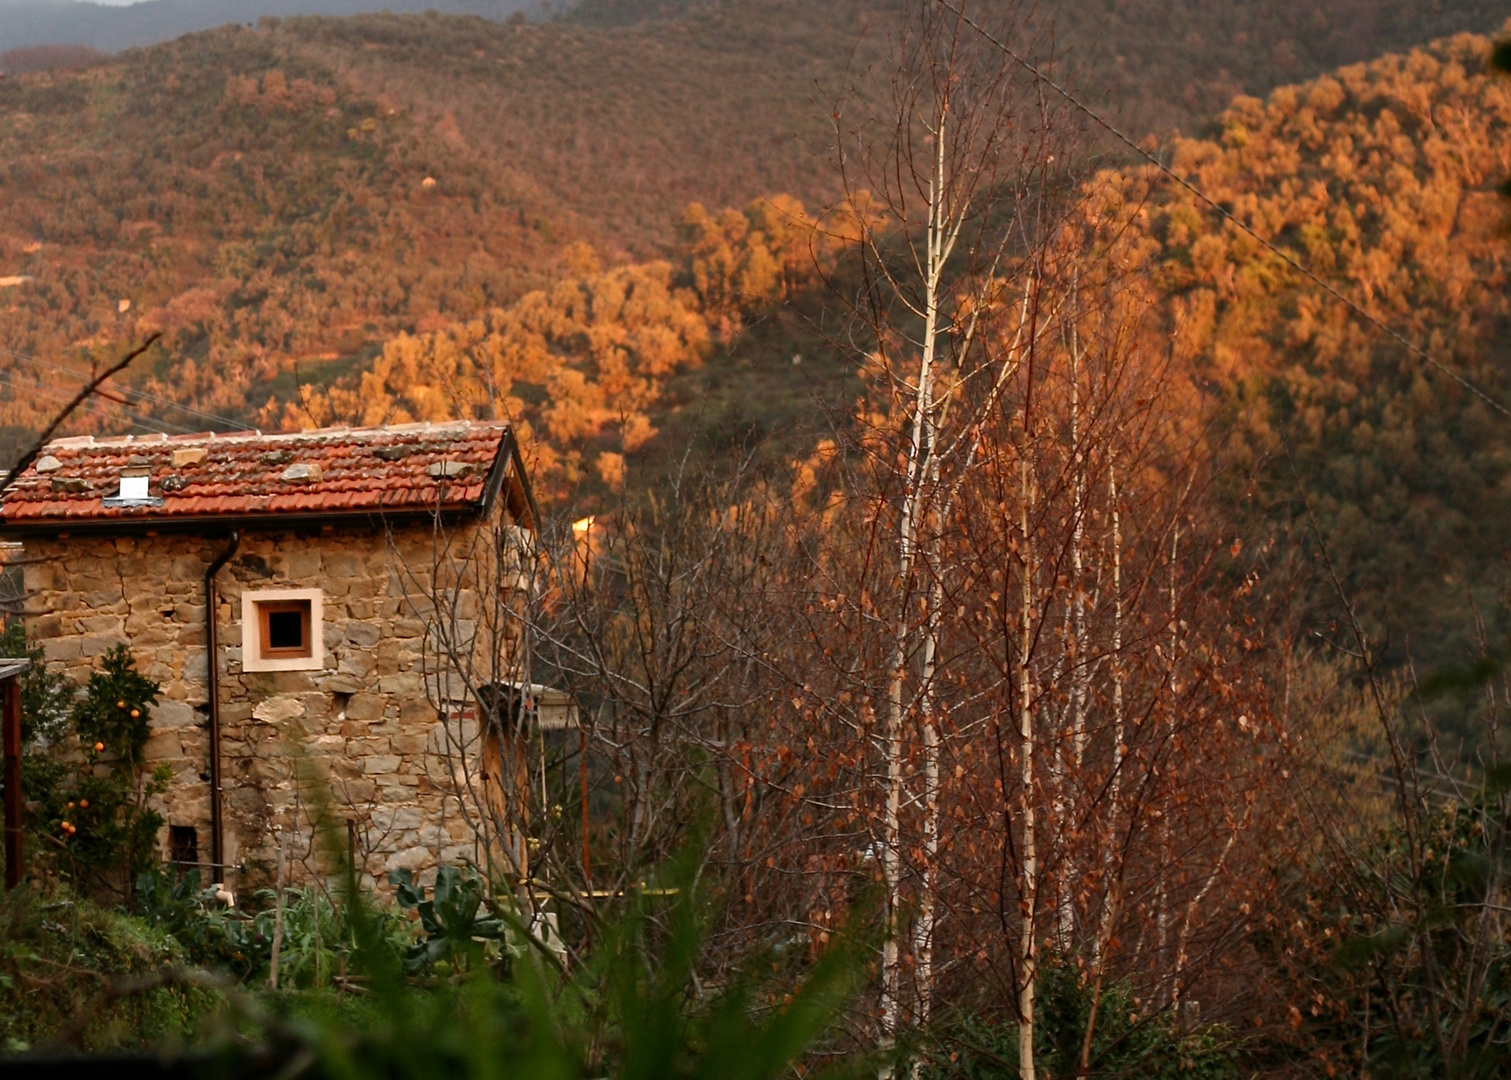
[
  {"x1": 169, "y1": 825, "x2": 199, "y2": 866},
  {"x1": 259, "y1": 600, "x2": 312, "y2": 658},
  {"x1": 268, "y1": 610, "x2": 304, "y2": 649},
  {"x1": 478, "y1": 683, "x2": 533, "y2": 736}
]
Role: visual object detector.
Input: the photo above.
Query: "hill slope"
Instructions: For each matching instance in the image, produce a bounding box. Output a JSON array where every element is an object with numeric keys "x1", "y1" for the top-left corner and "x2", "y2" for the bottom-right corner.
[
  {"x1": 0, "y1": 1, "x2": 1507, "y2": 454},
  {"x1": 1075, "y1": 29, "x2": 1511, "y2": 690}
]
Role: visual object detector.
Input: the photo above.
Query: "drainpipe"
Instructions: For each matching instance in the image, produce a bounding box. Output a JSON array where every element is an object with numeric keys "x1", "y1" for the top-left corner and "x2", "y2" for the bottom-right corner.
[{"x1": 205, "y1": 531, "x2": 239, "y2": 877}]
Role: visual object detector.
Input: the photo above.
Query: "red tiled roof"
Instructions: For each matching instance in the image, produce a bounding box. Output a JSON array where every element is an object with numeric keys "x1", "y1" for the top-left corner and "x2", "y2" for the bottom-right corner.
[{"x1": 0, "y1": 421, "x2": 516, "y2": 528}]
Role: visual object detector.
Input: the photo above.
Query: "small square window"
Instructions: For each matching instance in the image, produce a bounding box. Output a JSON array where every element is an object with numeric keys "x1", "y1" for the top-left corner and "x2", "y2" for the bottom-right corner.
[
  {"x1": 259, "y1": 600, "x2": 312, "y2": 658},
  {"x1": 241, "y1": 588, "x2": 323, "y2": 672}
]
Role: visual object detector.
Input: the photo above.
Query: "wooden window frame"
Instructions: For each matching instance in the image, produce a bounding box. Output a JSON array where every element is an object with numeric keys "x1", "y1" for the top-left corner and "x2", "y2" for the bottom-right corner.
[
  {"x1": 241, "y1": 587, "x2": 323, "y2": 672},
  {"x1": 258, "y1": 599, "x2": 312, "y2": 659}
]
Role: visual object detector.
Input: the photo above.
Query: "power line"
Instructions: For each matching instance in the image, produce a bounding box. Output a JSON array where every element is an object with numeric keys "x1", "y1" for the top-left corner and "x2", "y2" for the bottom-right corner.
[
  {"x1": 0, "y1": 367, "x2": 196, "y2": 436},
  {"x1": 935, "y1": 0, "x2": 1511, "y2": 419},
  {"x1": 0, "y1": 344, "x2": 244, "y2": 431},
  {"x1": 0, "y1": 344, "x2": 246, "y2": 431},
  {"x1": 0, "y1": 371, "x2": 193, "y2": 435}
]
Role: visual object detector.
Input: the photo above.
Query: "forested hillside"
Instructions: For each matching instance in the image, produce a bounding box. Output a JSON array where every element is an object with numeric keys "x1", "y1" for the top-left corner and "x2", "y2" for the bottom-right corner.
[
  {"x1": 0, "y1": 0, "x2": 1507, "y2": 469},
  {"x1": 0, "y1": 0, "x2": 533, "y2": 54},
  {"x1": 0, "y1": 23, "x2": 571, "y2": 440},
  {"x1": 1079, "y1": 30, "x2": 1511, "y2": 684},
  {"x1": 0, "y1": 5, "x2": 880, "y2": 455},
  {"x1": 258, "y1": 18, "x2": 1511, "y2": 708}
]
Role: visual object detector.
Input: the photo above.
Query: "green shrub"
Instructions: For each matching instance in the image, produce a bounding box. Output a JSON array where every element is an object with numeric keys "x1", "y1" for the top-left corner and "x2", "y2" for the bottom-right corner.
[
  {"x1": 209, "y1": 847, "x2": 871, "y2": 1079},
  {"x1": 134, "y1": 865, "x2": 413, "y2": 989},
  {"x1": 133, "y1": 866, "x2": 269, "y2": 981},
  {"x1": 4, "y1": 841, "x2": 868, "y2": 1075},
  {"x1": 0, "y1": 881, "x2": 223, "y2": 1052},
  {"x1": 918, "y1": 963, "x2": 1240, "y2": 1080}
]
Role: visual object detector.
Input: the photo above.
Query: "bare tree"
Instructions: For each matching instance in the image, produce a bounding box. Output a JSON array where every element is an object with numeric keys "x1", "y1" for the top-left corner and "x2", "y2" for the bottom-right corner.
[
  {"x1": 367, "y1": 10, "x2": 1288, "y2": 1075},
  {"x1": 819, "y1": 1, "x2": 1084, "y2": 1067},
  {"x1": 799, "y1": 101, "x2": 1292, "y2": 1071}
]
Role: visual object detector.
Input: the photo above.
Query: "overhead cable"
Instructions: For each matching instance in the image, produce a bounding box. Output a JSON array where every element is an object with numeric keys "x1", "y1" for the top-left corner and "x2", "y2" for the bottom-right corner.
[
  {"x1": 0, "y1": 367, "x2": 196, "y2": 436},
  {"x1": 0, "y1": 344, "x2": 245, "y2": 431}
]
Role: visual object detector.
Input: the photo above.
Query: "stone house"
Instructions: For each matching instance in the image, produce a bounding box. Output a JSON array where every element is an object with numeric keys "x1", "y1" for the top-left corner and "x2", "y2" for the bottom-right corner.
[{"x1": 0, "y1": 420, "x2": 554, "y2": 891}]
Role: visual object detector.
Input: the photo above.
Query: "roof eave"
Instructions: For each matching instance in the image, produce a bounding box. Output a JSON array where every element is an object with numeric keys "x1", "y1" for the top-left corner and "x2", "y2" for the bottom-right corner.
[{"x1": 0, "y1": 503, "x2": 487, "y2": 537}]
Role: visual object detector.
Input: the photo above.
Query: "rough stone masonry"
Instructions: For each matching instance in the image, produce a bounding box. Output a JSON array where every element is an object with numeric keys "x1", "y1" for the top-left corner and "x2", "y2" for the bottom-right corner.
[{"x1": 0, "y1": 422, "x2": 539, "y2": 894}]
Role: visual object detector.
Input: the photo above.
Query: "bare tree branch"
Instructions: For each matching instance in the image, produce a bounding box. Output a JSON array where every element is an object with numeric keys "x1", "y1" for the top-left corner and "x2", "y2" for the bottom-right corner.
[{"x1": 0, "y1": 332, "x2": 163, "y2": 499}]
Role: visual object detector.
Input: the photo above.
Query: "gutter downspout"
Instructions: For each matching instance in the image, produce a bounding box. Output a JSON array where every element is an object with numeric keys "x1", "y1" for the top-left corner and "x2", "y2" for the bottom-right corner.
[{"x1": 205, "y1": 531, "x2": 239, "y2": 877}]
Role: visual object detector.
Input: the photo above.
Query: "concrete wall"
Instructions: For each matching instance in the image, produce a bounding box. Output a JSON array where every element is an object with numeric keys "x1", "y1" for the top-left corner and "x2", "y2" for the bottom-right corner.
[{"x1": 19, "y1": 514, "x2": 531, "y2": 893}]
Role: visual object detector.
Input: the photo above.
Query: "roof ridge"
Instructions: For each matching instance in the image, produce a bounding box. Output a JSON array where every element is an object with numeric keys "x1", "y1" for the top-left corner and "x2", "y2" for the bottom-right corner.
[{"x1": 42, "y1": 419, "x2": 510, "y2": 454}]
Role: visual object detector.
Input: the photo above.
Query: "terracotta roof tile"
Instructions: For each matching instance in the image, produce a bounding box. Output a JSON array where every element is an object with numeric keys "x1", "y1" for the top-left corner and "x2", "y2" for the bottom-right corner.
[{"x1": 0, "y1": 421, "x2": 512, "y2": 528}]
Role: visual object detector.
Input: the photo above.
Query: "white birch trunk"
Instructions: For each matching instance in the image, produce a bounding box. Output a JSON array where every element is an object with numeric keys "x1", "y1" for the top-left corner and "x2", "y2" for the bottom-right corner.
[
  {"x1": 1172, "y1": 824, "x2": 1241, "y2": 1010},
  {"x1": 1018, "y1": 450, "x2": 1038, "y2": 1080},
  {"x1": 912, "y1": 433, "x2": 946, "y2": 1035},
  {"x1": 881, "y1": 96, "x2": 952, "y2": 1068},
  {"x1": 1079, "y1": 455, "x2": 1125, "y2": 1074},
  {"x1": 1155, "y1": 524, "x2": 1180, "y2": 1004},
  {"x1": 1055, "y1": 297, "x2": 1087, "y2": 949}
]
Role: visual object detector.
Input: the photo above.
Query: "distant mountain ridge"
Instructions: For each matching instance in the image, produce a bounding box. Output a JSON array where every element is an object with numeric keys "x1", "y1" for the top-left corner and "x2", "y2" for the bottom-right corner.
[{"x1": 0, "y1": 0, "x2": 536, "y2": 55}]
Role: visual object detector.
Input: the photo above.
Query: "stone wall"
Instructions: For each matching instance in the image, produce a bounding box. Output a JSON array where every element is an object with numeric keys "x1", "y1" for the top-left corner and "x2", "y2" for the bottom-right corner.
[{"x1": 18, "y1": 512, "x2": 531, "y2": 893}]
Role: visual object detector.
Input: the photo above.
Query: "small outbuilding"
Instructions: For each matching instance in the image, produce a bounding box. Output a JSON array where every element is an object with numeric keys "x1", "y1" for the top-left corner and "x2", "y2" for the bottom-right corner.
[{"x1": 0, "y1": 421, "x2": 549, "y2": 890}]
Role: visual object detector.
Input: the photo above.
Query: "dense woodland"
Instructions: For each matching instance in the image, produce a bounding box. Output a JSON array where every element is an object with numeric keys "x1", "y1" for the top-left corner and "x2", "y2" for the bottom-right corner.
[
  {"x1": 1, "y1": 0, "x2": 1509, "y2": 460},
  {"x1": 4, "y1": 2, "x2": 1511, "y2": 1077}
]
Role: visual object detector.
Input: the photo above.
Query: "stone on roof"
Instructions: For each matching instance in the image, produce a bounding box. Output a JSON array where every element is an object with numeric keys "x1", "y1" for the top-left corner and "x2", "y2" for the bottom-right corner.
[{"x1": 0, "y1": 421, "x2": 516, "y2": 528}]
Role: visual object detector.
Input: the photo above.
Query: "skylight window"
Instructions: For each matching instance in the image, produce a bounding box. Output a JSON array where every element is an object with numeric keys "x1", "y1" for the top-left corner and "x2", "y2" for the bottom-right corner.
[{"x1": 118, "y1": 474, "x2": 150, "y2": 500}]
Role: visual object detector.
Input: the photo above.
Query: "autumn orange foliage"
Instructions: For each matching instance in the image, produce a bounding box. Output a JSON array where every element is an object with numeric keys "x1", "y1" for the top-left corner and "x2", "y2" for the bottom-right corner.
[{"x1": 280, "y1": 194, "x2": 838, "y2": 495}]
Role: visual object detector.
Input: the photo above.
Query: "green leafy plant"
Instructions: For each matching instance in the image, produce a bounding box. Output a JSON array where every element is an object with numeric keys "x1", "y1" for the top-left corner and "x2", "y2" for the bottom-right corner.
[
  {"x1": 135, "y1": 865, "x2": 403, "y2": 989},
  {"x1": 134, "y1": 866, "x2": 267, "y2": 979},
  {"x1": 193, "y1": 843, "x2": 874, "y2": 1080},
  {"x1": 250, "y1": 883, "x2": 352, "y2": 989},
  {"x1": 389, "y1": 866, "x2": 504, "y2": 975}
]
